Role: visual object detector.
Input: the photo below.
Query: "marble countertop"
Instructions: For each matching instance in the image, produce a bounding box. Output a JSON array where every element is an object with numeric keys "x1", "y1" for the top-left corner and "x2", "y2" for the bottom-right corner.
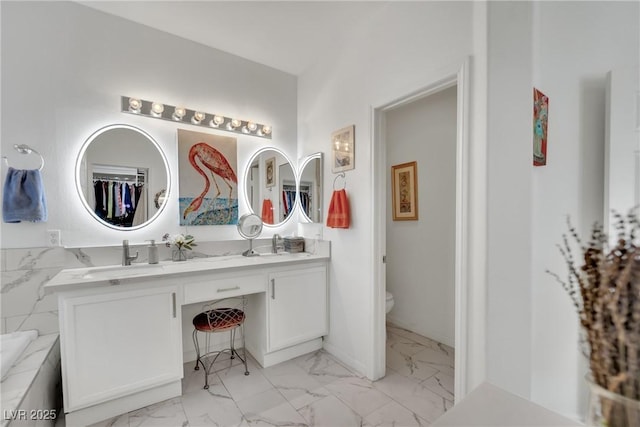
[
  {"x1": 44, "y1": 244, "x2": 330, "y2": 294},
  {"x1": 1, "y1": 333, "x2": 60, "y2": 427}
]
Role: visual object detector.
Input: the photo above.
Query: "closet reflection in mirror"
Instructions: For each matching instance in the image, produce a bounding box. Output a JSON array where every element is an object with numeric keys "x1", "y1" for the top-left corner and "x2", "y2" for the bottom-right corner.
[
  {"x1": 76, "y1": 124, "x2": 170, "y2": 230},
  {"x1": 299, "y1": 152, "x2": 323, "y2": 223},
  {"x1": 245, "y1": 148, "x2": 295, "y2": 226}
]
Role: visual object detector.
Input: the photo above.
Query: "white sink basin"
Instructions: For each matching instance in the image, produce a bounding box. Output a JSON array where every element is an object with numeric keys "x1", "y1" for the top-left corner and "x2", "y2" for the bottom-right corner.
[{"x1": 81, "y1": 264, "x2": 165, "y2": 279}]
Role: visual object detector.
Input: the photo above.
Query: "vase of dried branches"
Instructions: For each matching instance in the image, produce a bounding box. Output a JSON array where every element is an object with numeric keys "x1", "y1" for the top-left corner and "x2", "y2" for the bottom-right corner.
[
  {"x1": 550, "y1": 211, "x2": 640, "y2": 427},
  {"x1": 587, "y1": 378, "x2": 640, "y2": 427}
]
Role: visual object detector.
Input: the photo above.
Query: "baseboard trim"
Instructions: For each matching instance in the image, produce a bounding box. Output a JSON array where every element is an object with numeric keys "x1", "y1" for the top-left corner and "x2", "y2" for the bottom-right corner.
[
  {"x1": 64, "y1": 381, "x2": 181, "y2": 426},
  {"x1": 322, "y1": 341, "x2": 368, "y2": 378},
  {"x1": 386, "y1": 316, "x2": 454, "y2": 348}
]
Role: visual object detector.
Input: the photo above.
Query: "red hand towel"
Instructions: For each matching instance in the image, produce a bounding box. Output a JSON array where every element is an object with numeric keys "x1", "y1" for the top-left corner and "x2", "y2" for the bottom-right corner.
[
  {"x1": 326, "y1": 189, "x2": 350, "y2": 228},
  {"x1": 261, "y1": 199, "x2": 274, "y2": 224}
]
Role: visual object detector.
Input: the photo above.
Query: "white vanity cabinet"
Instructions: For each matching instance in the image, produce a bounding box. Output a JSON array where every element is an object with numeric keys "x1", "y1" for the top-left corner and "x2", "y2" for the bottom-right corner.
[
  {"x1": 245, "y1": 261, "x2": 329, "y2": 367},
  {"x1": 267, "y1": 265, "x2": 328, "y2": 352},
  {"x1": 59, "y1": 284, "x2": 182, "y2": 420},
  {"x1": 45, "y1": 249, "x2": 330, "y2": 426}
]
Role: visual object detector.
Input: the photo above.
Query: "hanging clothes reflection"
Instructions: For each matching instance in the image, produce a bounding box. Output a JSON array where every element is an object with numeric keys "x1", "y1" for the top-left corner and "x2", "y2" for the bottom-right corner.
[{"x1": 93, "y1": 179, "x2": 145, "y2": 227}]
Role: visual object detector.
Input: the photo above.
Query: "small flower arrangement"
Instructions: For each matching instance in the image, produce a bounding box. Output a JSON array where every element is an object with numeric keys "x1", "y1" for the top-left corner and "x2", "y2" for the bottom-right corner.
[
  {"x1": 162, "y1": 233, "x2": 197, "y2": 250},
  {"x1": 549, "y1": 211, "x2": 640, "y2": 425}
]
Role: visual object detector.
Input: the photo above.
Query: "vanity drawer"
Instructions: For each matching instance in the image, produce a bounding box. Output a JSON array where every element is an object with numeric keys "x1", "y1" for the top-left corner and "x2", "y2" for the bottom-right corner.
[{"x1": 183, "y1": 274, "x2": 266, "y2": 304}]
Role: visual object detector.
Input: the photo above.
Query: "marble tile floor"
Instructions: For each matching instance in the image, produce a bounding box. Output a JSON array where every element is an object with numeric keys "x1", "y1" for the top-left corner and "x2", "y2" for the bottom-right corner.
[{"x1": 57, "y1": 325, "x2": 454, "y2": 427}]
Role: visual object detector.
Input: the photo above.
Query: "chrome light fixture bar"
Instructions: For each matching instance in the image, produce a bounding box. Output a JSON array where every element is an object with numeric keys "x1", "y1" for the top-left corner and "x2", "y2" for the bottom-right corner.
[{"x1": 121, "y1": 96, "x2": 272, "y2": 139}]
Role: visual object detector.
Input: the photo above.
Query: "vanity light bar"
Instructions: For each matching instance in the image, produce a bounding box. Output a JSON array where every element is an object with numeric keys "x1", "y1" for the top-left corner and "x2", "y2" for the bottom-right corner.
[{"x1": 120, "y1": 96, "x2": 272, "y2": 139}]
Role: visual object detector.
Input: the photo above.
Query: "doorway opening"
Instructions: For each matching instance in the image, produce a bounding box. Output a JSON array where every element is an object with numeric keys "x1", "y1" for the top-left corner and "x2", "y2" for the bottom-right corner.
[{"x1": 371, "y1": 59, "x2": 470, "y2": 403}]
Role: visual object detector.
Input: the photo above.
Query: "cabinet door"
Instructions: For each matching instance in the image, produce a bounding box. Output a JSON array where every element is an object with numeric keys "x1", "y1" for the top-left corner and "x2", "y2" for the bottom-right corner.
[
  {"x1": 60, "y1": 285, "x2": 182, "y2": 411},
  {"x1": 267, "y1": 265, "x2": 327, "y2": 352}
]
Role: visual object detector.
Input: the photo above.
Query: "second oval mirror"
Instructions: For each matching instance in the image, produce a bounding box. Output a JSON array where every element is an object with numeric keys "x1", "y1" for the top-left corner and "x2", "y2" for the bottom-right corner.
[
  {"x1": 298, "y1": 152, "x2": 323, "y2": 223},
  {"x1": 245, "y1": 148, "x2": 295, "y2": 226},
  {"x1": 76, "y1": 124, "x2": 170, "y2": 230}
]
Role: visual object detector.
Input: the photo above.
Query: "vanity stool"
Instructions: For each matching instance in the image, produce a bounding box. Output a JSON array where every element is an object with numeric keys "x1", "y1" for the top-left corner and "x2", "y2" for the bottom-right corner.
[{"x1": 192, "y1": 296, "x2": 250, "y2": 389}]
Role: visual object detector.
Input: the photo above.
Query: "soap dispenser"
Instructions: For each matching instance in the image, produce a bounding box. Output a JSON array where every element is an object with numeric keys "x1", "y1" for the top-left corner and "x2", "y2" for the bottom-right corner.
[{"x1": 147, "y1": 240, "x2": 159, "y2": 264}]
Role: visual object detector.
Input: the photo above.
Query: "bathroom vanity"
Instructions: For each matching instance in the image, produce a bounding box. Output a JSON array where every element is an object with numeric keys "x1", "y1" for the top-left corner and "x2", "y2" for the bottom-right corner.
[{"x1": 44, "y1": 248, "x2": 329, "y2": 426}]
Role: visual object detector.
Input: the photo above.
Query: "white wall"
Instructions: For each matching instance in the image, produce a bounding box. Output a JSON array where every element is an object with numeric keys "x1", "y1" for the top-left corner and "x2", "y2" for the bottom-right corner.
[
  {"x1": 297, "y1": 1, "x2": 474, "y2": 378},
  {"x1": 605, "y1": 66, "x2": 640, "y2": 239},
  {"x1": 485, "y1": 1, "x2": 534, "y2": 399},
  {"x1": 530, "y1": 1, "x2": 639, "y2": 419},
  {"x1": 0, "y1": 1, "x2": 298, "y2": 248},
  {"x1": 385, "y1": 86, "x2": 457, "y2": 348}
]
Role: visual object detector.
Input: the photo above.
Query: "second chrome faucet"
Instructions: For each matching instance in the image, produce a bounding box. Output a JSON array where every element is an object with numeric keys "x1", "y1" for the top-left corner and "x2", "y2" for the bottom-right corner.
[
  {"x1": 122, "y1": 240, "x2": 139, "y2": 266},
  {"x1": 272, "y1": 234, "x2": 283, "y2": 254}
]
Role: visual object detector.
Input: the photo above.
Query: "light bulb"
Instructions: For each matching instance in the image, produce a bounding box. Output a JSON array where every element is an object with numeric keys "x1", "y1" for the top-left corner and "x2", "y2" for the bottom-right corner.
[
  {"x1": 192, "y1": 111, "x2": 205, "y2": 124},
  {"x1": 262, "y1": 125, "x2": 272, "y2": 135},
  {"x1": 230, "y1": 118, "x2": 242, "y2": 129},
  {"x1": 173, "y1": 106, "x2": 186, "y2": 121},
  {"x1": 151, "y1": 102, "x2": 164, "y2": 117},
  {"x1": 128, "y1": 98, "x2": 142, "y2": 113},
  {"x1": 213, "y1": 115, "x2": 225, "y2": 126},
  {"x1": 247, "y1": 122, "x2": 257, "y2": 132}
]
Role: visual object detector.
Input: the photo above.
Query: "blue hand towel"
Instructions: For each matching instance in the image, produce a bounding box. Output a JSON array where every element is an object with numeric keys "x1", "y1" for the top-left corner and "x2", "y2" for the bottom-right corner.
[{"x1": 3, "y1": 167, "x2": 48, "y2": 223}]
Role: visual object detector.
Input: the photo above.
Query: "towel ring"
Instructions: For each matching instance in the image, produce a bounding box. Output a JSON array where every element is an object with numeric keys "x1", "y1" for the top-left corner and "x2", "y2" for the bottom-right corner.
[
  {"x1": 333, "y1": 172, "x2": 346, "y2": 190},
  {"x1": 2, "y1": 144, "x2": 44, "y2": 171}
]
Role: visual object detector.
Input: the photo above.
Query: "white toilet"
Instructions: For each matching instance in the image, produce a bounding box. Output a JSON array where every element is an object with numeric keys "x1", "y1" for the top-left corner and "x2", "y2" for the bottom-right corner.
[{"x1": 385, "y1": 291, "x2": 394, "y2": 314}]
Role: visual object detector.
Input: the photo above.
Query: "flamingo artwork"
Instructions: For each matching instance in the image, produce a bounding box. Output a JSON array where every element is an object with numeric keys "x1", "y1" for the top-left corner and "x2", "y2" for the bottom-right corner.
[{"x1": 182, "y1": 141, "x2": 238, "y2": 224}]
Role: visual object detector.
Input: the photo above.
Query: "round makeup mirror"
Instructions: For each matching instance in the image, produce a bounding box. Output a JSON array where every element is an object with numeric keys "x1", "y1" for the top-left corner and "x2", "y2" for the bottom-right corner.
[
  {"x1": 298, "y1": 152, "x2": 323, "y2": 223},
  {"x1": 75, "y1": 124, "x2": 170, "y2": 230},
  {"x1": 244, "y1": 147, "x2": 295, "y2": 226},
  {"x1": 237, "y1": 213, "x2": 263, "y2": 256}
]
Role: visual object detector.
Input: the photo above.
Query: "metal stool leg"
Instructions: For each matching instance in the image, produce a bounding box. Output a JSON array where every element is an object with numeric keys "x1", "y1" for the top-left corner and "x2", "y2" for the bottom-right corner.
[
  {"x1": 192, "y1": 329, "x2": 201, "y2": 371},
  {"x1": 193, "y1": 328, "x2": 213, "y2": 389},
  {"x1": 242, "y1": 321, "x2": 249, "y2": 376},
  {"x1": 230, "y1": 328, "x2": 235, "y2": 359}
]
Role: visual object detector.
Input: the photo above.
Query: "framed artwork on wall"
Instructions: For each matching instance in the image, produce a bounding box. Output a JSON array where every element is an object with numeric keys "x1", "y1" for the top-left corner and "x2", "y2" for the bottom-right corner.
[
  {"x1": 391, "y1": 161, "x2": 418, "y2": 221},
  {"x1": 177, "y1": 129, "x2": 238, "y2": 225},
  {"x1": 265, "y1": 156, "x2": 275, "y2": 188},
  {"x1": 331, "y1": 125, "x2": 355, "y2": 173},
  {"x1": 533, "y1": 88, "x2": 549, "y2": 166}
]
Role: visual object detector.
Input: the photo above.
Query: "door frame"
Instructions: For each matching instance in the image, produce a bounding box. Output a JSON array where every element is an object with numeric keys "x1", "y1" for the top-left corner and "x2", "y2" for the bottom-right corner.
[{"x1": 370, "y1": 58, "x2": 470, "y2": 402}]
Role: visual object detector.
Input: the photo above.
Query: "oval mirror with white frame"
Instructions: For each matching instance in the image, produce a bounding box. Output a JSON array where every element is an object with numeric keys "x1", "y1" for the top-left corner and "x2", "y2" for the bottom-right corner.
[
  {"x1": 298, "y1": 152, "x2": 323, "y2": 223},
  {"x1": 76, "y1": 124, "x2": 170, "y2": 230},
  {"x1": 244, "y1": 147, "x2": 296, "y2": 226}
]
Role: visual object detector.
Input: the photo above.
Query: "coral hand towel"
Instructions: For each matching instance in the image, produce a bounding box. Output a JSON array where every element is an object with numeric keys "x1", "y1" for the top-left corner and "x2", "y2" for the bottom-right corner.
[
  {"x1": 261, "y1": 199, "x2": 274, "y2": 224},
  {"x1": 326, "y1": 189, "x2": 350, "y2": 228},
  {"x1": 3, "y1": 167, "x2": 48, "y2": 223}
]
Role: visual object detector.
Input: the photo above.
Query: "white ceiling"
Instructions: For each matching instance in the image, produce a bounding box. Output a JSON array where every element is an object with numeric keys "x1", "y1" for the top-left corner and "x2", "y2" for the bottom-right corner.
[{"x1": 79, "y1": 1, "x2": 386, "y2": 76}]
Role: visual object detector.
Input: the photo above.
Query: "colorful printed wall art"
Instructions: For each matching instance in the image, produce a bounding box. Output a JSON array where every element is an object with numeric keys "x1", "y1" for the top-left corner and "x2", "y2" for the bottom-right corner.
[
  {"x1": 178, "y1": 129, "x2": 238, "y2": 225},
  {"x1": 533, "y1": 88, "x2": 549, "y2": 166},
  {"x1": 391, "y1": 161, "x2": 418, "y2": 221}
]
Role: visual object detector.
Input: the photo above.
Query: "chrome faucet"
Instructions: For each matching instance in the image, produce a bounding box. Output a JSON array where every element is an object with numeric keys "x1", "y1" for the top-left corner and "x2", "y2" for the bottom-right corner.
[
  {"x1": 122, "y1": 240, "x2": 139, "y2": 266},
  {"x1": 272, "y1": 234, "x2": 283, "y2": 254}
]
